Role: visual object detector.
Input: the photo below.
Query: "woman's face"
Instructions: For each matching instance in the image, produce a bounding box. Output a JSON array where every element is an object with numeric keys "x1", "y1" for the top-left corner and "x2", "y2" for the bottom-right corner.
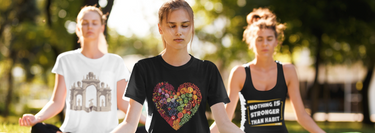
[
  {"x1": 158, "y1": 8, "x2": 193, "y2": 51},
  {"x1": 252, "y1": 28, "x2": 278, "y2": 57},
  {"x1": 77, "y1": 11, "x2": 104, "y2": 41}
]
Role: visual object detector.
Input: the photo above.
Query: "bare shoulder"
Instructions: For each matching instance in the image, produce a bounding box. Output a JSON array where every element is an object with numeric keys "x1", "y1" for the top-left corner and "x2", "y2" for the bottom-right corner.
[
  {"x1": 281, "y1": 63, "x2": 298, "y2": 85},
  {"x1": 230, "y1": 65, "x2": 246, "y2": 78},
  {"x1": 229, "y1": 65, "x2": 247, "y2": 91},
  {"x1": 281, "y1": 63, "x2": 297, "y2": 74}
]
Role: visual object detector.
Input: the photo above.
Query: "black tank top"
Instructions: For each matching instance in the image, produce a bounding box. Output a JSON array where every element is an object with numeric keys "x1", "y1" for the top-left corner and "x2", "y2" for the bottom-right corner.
[{"x1": 239, "y1": 61, "x2": 288, "y2": 133}]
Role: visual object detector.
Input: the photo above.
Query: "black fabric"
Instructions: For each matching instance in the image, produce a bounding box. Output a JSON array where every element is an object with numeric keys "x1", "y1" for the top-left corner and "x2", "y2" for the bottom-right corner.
[
  {"x1": 239, "y1": 61, "x2": 289, "y2": 133},
  {"x1": 31, "y1": 123, "x2": 61, "y2": 133},
  {"x1": 125, "y1": 55, "x2": 230, "y2": 133},
  {"x1": 136, "y1": 126, "x2": 148, "y2": 133}
]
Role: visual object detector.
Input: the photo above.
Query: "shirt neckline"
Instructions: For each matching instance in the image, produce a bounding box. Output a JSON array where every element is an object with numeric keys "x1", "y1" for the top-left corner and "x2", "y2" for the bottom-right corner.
[
  {"x1": 157, "y1": 54, "x2": 195, "y2": 70},
  {"x1": 76, "y1": 48, "x2": 108, "y2": 63}
]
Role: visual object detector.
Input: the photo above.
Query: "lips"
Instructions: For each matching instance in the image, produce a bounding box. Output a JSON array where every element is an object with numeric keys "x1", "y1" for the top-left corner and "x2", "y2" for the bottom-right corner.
[{"x1": 174, "y1": 39, "x2": 184, "y2": 42}]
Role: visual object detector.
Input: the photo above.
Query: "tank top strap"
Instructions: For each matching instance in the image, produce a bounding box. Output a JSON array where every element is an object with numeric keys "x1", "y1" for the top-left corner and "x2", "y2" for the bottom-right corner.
[
  {"x1": 242, "y1": 63, "x2": 253, "y2": 89},
  {"x1": 275, "y1": 61, "x2": 287, "y2": 88}
]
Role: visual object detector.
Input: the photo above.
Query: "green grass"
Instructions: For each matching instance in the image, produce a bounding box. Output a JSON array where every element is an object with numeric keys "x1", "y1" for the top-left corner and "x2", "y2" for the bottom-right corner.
[
  {"x1": 0, "y1": 123, "x2": 30, "y2": 133},
  {"x1": 0, "y1": 116, "x2": 62, "y2": 133},
  {"x1": 1, "y1": 116, "x2": 375, "y2": 133},
  {"x1": 285, "y1": 121, "x2": 375, "y2": 133}
]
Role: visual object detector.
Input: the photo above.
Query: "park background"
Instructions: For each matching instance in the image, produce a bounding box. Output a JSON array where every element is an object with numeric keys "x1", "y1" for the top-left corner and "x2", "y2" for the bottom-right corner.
[{"x1": 1, "y1": 0, "x2": 375, "y2": 132}]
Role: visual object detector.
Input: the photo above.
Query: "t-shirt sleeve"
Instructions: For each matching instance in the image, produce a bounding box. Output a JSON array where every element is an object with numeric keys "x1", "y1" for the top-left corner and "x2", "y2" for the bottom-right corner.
[
  {"x1": 207, "y1": 62, "x2": 230, "y2": 107},
  {"x1": 116, "y1": 58, "x2": 131, "y2": 82},
  {"x1": 123, "y1": 62, "x2": 146, "y2": 105},
  {"x1": 51, "y1": 54, "x2": 64, "y2": 76}
]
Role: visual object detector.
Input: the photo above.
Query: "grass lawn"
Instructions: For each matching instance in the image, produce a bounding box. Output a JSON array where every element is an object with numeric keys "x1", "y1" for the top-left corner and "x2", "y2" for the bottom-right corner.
[
  {"x1": 1, "y1": 116, "x2": 374, "y2": 133},
  {"x1": 285, "y1": 121, "x2": 375, "y2": 133}
]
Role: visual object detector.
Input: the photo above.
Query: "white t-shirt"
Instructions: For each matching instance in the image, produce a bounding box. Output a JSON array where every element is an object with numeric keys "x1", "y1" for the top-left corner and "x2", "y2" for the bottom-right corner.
[{"x1": 52, "y1": 49, "x2": 130, "y2": 133}]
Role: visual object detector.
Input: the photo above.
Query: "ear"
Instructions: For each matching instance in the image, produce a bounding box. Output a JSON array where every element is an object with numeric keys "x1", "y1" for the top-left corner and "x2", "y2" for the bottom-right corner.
[
  {"x1": 76, "y1": 24, "x2": 81, "y2": 37},
  {"x1": 275, "y1": 39, "x2": 279, "y2": 47},
  {"x1": 100, "y1": 24, "x2": 105, "y2": 33},
  {"x1": 158, "y1": 23, "x2": 163, "y2": 34}
]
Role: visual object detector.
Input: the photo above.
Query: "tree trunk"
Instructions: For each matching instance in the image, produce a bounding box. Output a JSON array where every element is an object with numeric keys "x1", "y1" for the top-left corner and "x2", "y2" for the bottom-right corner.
[
  {"x1": 310, "y1": 34, "x2": 322, "y2": 117},
  {"x1": 45, "y1": 0, "x2": 52, "y2": 27},
  {"x1": 3, "y1": 55, "x2": 16, "y2": 117},
  {"x1": 102, "y1": 0, "x2": 114, "y2": 36},
  {"x1": 361, "y1": 61, "x2": 374, "y2": 124},
  {"x1": 323, "y1": 65, "x2": 330, "y2": 122}
]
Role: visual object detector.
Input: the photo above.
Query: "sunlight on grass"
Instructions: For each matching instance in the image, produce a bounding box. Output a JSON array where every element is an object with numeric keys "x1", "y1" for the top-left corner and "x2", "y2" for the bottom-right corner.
[
  {"x1": 0, "y1": 123, "x2": 30, "y2": 133},
  {"x1": 0, "y1": 116, "x2": 62, "y2": 133}
]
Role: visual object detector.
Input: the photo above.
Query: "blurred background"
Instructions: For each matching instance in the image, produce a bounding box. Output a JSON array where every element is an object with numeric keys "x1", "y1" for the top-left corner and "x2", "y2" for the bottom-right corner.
[{"x1": 1, "y1": 0, "x2": 375, "y2": 132}]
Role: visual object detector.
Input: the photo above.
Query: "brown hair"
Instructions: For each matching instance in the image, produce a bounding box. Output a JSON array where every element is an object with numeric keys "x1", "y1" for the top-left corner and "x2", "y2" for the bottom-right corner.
[
  {"x1": 158, "y1": 0, "x2": 194, "y2": 50},
  {"x1": 243, "y1": 8, "x2": 286, "y2": 48}
]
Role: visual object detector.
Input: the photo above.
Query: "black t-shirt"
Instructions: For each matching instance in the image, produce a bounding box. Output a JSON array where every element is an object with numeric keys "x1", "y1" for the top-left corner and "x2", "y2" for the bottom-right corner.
[{"x1": 125, "y1": 55, "x2": 230, "y2": 133}]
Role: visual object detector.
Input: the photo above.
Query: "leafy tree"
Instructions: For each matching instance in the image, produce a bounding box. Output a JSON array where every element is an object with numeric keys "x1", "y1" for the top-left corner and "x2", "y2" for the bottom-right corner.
[{"x1": 192, "y1": 0, "x2": 375, "y2": 124}]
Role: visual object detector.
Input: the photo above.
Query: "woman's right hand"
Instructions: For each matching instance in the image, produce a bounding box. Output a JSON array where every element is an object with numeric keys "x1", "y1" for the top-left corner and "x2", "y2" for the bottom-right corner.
[{"x1": 19, "y1": 114, "x2": 39, "y2": 126}]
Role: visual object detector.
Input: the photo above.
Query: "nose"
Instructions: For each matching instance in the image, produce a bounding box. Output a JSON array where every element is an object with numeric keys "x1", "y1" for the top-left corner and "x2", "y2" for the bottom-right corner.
[
  {"x1": 176, "y1": 26, "x2": 182, "y2": 36},
  {"x1": 263, "y1": 40, "x2": 270, "y2": 47},
  {"x1": 87, "y1": 23, "x2": 92, "y2": 29}
]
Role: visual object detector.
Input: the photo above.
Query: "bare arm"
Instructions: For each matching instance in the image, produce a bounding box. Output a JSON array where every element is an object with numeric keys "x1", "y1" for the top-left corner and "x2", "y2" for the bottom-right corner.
[
  {"x1": 117, "y1": 79, "x2": 146, "y2": 125},
  {"x1": 211, "y1": 103, "x2": 244, "y2": 133},
  {"x1": 19, "y1": 74, "x2": 67, "y2": 126},
  {"x1": 210, "y1": 66, "x2": 245, "y2": 133},
  {"x1": 284, "y1": 64, "x2": 325, "y2": 133},
  {"x1": 111, "y1": 99, "x2": 143, "y2": 133}
]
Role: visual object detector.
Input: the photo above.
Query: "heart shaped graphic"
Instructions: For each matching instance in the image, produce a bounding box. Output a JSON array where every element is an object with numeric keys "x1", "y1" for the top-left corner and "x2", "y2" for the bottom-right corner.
[{"x1": 152, "y1": 82, "x2": 202, "y2": 130}]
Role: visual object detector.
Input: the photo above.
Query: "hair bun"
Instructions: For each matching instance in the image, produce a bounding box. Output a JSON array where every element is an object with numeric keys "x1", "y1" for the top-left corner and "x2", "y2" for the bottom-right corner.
[{"x1": 246, "y1": 8, "x2": 276, "y2": 25}]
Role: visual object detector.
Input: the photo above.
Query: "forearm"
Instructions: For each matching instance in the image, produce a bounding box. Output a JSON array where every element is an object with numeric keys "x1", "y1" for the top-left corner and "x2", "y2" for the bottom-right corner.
[
  {"x1": 111, "y1": 121, "x2": 138, "y2": 133},
  {"x1": 112, "y1": 99, "x2": 143, "y2": 133},
  {"x1": 297, "y1": 113, "x2": 325, "y2": 133},
  {"x1": 35, "y1": 100, "x2": 65, "y2": 122},
  {"x1": 117, "y1": 100, "x2": 146, "y2": 124},
  {"x1": 215, "y1": 120, "x2": 244, "y2": 133},
  {"x1": 211, "y1": 103, "x2": 244, "y2": 133},
  {"x1": 117, "y1": 100, "x2": 129, "y2": 114},
  {"x1": 139, "y1": 114, "x2": 147, "y2": 125},
  {"x1": 209, "y1": 122, "x2": 219, "y2": 133}
]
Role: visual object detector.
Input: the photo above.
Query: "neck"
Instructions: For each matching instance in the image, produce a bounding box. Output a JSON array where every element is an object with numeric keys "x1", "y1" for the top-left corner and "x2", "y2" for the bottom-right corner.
[
  {"x1": 161, "y1": 48, "x2": 191, "y2": 67},
  {"x1": 251, "y1": 56, "x2": 275, "y2": 71},
  {"x1": 80, "y1": 39, "x2": 106, "y2": 59}
]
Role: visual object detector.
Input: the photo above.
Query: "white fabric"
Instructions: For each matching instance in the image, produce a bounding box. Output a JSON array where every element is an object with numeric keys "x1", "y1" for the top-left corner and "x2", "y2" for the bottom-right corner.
[{"x1": 52, "y1": 49, "x2": 130, "y2": 133}]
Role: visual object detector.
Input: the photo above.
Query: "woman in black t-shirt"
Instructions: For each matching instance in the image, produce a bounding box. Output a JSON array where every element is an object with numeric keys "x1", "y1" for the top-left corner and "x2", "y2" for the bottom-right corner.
[
  {"x1": 111, "y1": 0, "x2": 244, "y2": 133},
  {"x1": 210, "y1": 8, "x2": 325, "y2": 133}
]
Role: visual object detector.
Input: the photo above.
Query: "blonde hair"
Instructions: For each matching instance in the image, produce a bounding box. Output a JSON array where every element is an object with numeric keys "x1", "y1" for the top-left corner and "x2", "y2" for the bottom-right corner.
[
  {"x1": 76, "y1": 5, "x2": 108, "y2": 52},
  {"x1": 243, "y1": 8, "x2": 286, "y2": 48},
  {"x1": 158, "y1": 0, "x2": 194, "y2": 50},
  {"x1": 76, "y1": 5, "x2": 107, "y2": 25}
]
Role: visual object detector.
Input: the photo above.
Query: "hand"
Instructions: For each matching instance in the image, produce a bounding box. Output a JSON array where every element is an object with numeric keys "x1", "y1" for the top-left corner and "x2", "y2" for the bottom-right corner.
[{"x1": 19, "y1": 114, "x2": 39, "y2": 127}]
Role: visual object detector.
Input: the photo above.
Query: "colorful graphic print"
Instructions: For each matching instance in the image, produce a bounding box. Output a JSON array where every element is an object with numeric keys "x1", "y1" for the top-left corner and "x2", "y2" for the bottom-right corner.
[{"x1": 152, "y1": 82, "x2": 202, "y2": 130}]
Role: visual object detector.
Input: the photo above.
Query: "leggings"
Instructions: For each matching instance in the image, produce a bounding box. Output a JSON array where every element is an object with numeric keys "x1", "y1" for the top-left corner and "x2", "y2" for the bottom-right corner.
[{"x1": 31, "y1": 123, "x2": 62, "y2": 133}]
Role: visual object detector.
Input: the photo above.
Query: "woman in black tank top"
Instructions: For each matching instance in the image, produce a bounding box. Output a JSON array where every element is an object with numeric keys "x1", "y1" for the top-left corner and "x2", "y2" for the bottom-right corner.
[{"x1": 210, "y1": 8, "x2": 325, "y2": 133}]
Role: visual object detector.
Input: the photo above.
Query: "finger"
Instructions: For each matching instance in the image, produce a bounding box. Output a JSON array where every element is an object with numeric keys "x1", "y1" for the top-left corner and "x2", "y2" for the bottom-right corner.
[
  {"x1": 27, "y1": 118, "x2": 32, "y2": 126},
  {"x1": 20, "y1": 117, "x2": 26, "y2": 126},
  {"x1": 23, "y1": 117, "x2": 28, "y2": 126},
  {"x1": 27, "y1": 119, "x2": 33, "y2": 126},
  {"x1": 19, "y1": 118, "x2": 22, "y2": 126}
]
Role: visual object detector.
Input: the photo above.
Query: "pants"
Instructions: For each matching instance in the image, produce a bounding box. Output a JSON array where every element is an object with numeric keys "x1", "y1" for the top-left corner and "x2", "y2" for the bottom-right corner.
[
  {"x1": 32, "y1": 123, "x2": 147, "y2": 133},
  {"x1": 31, "y1": 123, "x2": 62, "y2": 133}
]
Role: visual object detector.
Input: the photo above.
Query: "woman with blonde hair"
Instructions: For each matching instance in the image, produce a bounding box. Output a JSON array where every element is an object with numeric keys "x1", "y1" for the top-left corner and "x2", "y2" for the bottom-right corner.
[{"x1": 19, "y1": 5, "x2": 145, "y2": 133}]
